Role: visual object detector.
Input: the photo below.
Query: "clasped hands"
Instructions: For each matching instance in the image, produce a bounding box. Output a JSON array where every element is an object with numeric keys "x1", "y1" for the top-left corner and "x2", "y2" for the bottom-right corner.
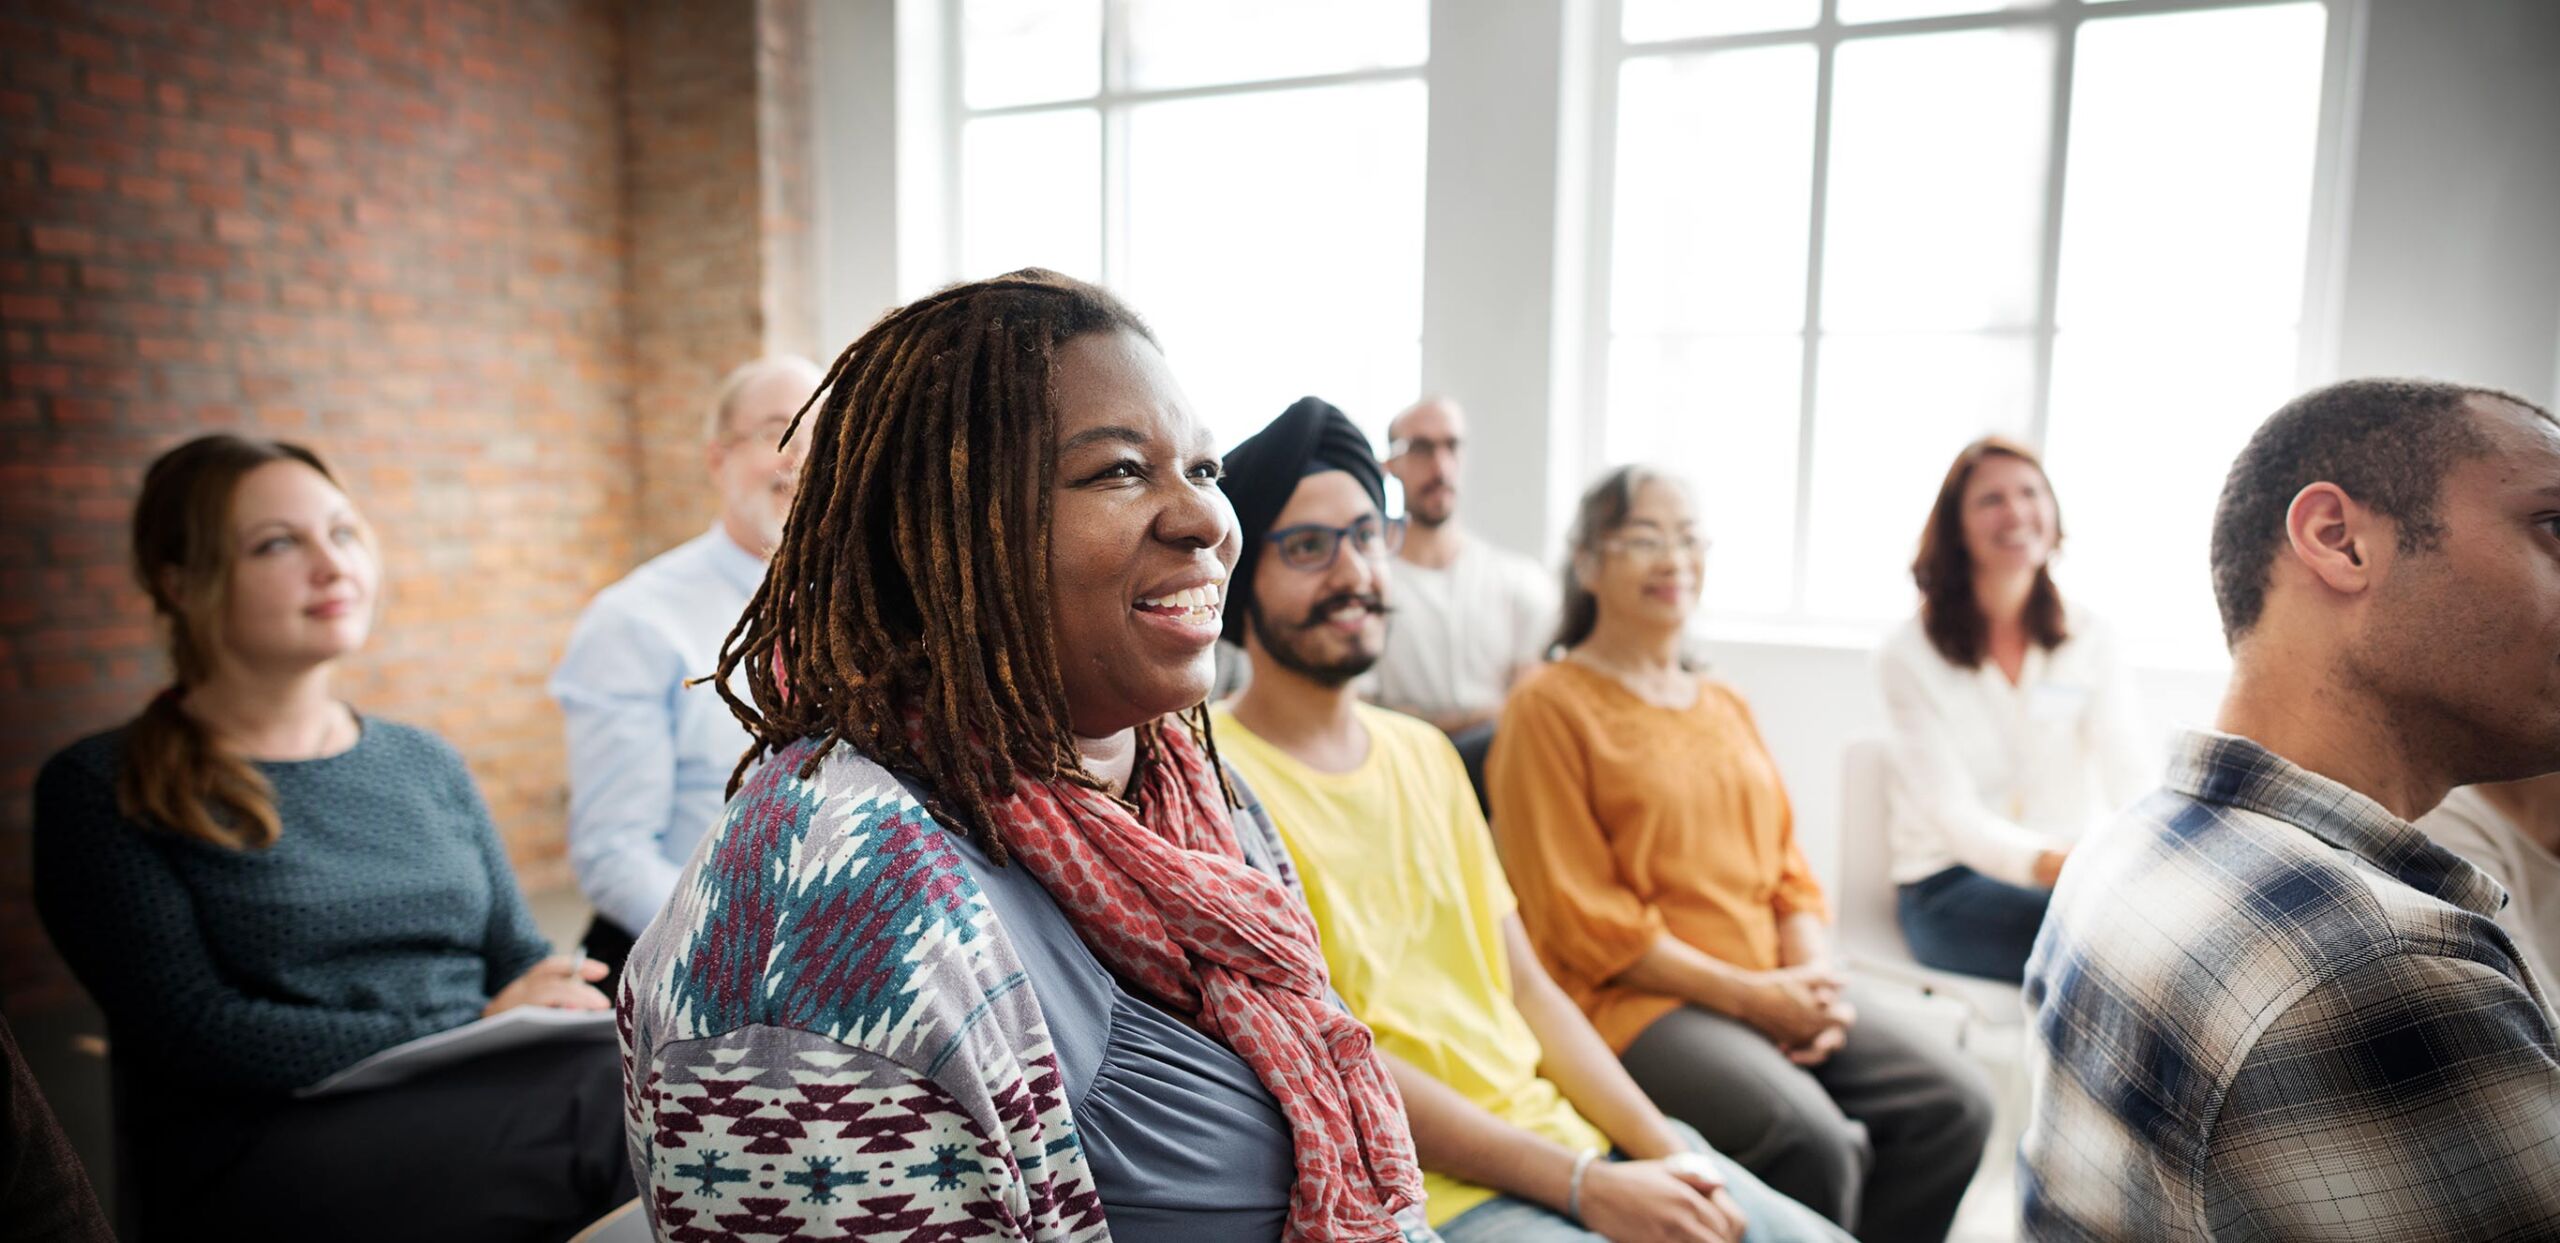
[{"x1": 1738, "y1": 963, "x2": 1855, "y2": 1066}]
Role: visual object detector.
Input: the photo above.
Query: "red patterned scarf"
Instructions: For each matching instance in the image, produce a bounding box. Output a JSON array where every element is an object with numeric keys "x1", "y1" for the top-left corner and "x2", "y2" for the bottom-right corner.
[{"x1": 968, "y1": 718, "x2": 1423, "y2": 1241}]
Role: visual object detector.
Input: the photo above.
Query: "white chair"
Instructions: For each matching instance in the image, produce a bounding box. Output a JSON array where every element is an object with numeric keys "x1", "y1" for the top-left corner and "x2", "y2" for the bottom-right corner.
[{"x1": 1835, "y1": 739, "x2": 2027, "y2": 1049}]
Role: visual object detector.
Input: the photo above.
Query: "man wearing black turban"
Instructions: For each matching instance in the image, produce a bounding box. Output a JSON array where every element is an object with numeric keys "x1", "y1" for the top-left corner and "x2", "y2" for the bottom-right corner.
[
  {"x1": 1210, "y1": 400, "x2": 1839, "y2": 1241},
  {"x1": 1218, "y1": 395, "x2": 1393, "y2": 649}
]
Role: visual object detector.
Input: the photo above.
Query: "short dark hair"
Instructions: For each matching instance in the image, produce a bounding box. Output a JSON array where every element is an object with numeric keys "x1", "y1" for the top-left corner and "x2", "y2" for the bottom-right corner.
[{"x1": 2208, "y1": 378, "x2": 2545, "y2": 644}]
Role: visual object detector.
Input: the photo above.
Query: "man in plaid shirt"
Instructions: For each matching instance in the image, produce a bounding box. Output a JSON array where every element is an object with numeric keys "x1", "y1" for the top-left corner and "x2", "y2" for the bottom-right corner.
[{"x1": 2021, "y1": 378, "x2": 2560, "y2": 1241}]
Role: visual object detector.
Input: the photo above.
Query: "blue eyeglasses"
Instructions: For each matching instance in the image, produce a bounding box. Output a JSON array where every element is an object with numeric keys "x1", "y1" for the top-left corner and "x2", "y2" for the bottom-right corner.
[{"x1": 1263, "y1": 513, "x2": 1407, "y2": 571}]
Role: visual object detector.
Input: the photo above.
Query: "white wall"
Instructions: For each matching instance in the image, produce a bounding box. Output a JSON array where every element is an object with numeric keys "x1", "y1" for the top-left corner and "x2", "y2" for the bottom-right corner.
[{"x1": 2331, "y1": 0, "x2": 2560, "y2": 404}]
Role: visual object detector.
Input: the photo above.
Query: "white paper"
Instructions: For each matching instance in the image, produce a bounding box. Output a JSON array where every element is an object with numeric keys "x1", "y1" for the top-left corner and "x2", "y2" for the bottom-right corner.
[{"x1": 296, "y1": 1006, "x2": 617, "y2": 1098}]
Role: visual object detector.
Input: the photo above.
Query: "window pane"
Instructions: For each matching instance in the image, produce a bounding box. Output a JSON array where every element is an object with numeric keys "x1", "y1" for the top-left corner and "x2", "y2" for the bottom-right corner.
[
  {"x1": 1605, "y1": 334, "x2": 1804, "y2": 616},
  {"x1": 1623, "y1": 0, "x2": 1819, "y2": 43},
  {"x1": 962, "y1": 0, "x2": 1100, "y2": 109},
  {"x1": 1823, "y1": 28, "x2": 2050, "y2": 331},
  {"x1": 1122, "y1": 81, "x2": 1426, "y2": 451},
  {"x1": 1123, "y1": 0, "x2": 1426, "y2": 92},
  {"x1": 1839, "y1": 0, "x2": 2047, "y2": 22},
  {"x1": 1612, "y1": 47, "x2": 1819, "y2": 336},
  {"x1": 1803, "y1": 334, "x2": 2034, "y2": 621},
  {"x1": 2043, "y1": 329, "x2": 2297, "y2": 659},
  {"x1": 2055, "y1": 3, "x2": 2327, "y2": 331},
  {"x1": 960, "y1": 110, "x2": 1101, "y2": 283}
]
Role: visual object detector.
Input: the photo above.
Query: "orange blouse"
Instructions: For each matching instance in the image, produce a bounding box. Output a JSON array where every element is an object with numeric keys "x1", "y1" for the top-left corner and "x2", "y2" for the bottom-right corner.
[{"x1": 1486, "y1": 660, "x2": 1829, "y2": 1051}]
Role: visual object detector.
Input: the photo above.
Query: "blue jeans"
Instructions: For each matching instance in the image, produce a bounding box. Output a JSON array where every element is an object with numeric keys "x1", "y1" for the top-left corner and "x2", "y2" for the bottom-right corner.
[
  {"x1": 1897, "y1": 864, "x2": 2051, "y2": 983},
  {"x1": 1434, "y1": 1125, "x2": 1852, "y2": 1243}
]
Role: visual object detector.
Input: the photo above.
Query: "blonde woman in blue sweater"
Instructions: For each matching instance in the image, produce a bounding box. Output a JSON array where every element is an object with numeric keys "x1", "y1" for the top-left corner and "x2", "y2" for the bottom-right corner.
[{"x1": 33, "y1": 435, "x2": 631, "y2": 1241}]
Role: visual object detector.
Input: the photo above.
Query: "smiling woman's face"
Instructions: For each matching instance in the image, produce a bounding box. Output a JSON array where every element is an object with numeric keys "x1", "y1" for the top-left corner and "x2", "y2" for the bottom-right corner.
[
  {"x1": 1044, "y1": 330, "x2": 1240, "y2": 738},
  {"x1": 219, "y1": 459, "x2": 377, "y2": 672}
]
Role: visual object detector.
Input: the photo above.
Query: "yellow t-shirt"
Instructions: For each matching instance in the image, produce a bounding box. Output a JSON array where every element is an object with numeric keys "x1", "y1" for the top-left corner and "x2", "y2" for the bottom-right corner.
[{"x1": 1213, "y1": 702, "x2": 1608, "y2": 1226}]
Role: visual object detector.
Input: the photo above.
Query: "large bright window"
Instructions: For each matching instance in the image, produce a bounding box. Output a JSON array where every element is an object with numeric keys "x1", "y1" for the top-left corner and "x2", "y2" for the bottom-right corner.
[
  {"x1": 952, "y1": 0, "x2": 1429, "y2": 450},
  {"x1": 1598, "y1": 0, "x2": 2337, "y2": 657}
]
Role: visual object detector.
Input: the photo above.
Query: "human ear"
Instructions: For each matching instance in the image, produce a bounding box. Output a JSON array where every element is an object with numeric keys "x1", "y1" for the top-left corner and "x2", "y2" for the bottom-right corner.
[{"x1": 2283, "y1": 482, "x2": 2379, "y2": 596}]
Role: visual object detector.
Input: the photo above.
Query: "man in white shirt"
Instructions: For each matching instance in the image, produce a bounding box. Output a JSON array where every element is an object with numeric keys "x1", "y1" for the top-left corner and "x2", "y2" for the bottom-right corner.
[
  {"x1": 2419, "y1": 774, "x2": 2560, "y2": 994},
  {"x1": 1369, "y1": 396, "x2": 1559, "y2": 738},
  {"x1": 550, "y1": 355, "x2": 821, "y2": 982}
]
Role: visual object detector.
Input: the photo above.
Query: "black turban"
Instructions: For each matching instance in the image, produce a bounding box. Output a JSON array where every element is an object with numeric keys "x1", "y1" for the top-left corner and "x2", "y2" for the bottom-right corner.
[{"x1": 1218, "y1": 396, "x2": 1386, "y2": 644}]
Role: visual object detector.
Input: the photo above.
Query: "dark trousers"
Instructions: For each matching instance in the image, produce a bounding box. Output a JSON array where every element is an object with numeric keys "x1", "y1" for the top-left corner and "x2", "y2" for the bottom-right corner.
[
  {"x1": 1896, "y1": 865, "x2": 2052, "y2": 984},
  {"x1": 580, "y1": 912, "x2": 639, "y2": 995},
  {"x1": 1620, "y1": 1000, "x2": 1994, "y2": 1243},
  {"x1": 117, "y1": 1038, "x2": 632, "y2": 1243}
]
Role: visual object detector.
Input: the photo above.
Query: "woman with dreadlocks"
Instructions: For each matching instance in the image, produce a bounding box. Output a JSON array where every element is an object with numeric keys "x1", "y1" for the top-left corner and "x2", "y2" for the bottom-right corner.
[{"x1": 618, "y1": 270, "x2": 1431, "y2": 1243}]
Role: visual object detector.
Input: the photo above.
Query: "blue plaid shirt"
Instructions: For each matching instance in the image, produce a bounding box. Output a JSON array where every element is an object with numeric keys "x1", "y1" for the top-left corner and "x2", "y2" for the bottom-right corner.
[{"x1": 2021, "y1": 730, "x2": 2560, "y2": 1241}]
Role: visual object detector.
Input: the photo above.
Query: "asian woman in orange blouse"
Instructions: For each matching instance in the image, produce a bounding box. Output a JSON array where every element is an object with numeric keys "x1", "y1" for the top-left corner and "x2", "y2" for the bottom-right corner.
[{"x1": 1486, "y1": 466, "x2": 1992, "y2": 1243}]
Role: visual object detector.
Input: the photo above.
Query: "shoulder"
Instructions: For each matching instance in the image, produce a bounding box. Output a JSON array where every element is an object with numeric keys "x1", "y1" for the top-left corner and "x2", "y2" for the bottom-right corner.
[
  {"x1": 1487, "y1": 540, "x2": 1556, "y2": 594},
  {"x1": 40, "y1": 726, "x2": 133, "y2": 793},
  {"x1": 1505, "y1": 660, "x2": 1585, "y2": 712},
  {"x1": 1879, "y1": 616, "x2": 1975, "y2": 690},
  {"x1": 354, "y1": 718, "x2": 471, "y2": 774},
  {"x1": 1359, "y1": 702, "x2": 1457, "y2": 757},
  {"x1": 1695, "y1": 675, "x2": 1757, "y2": 720},
  {"x1": 565, "y1": 547, "x2": 705, "y2": 645},
  {"x1": 2051, "y1": 604, "x2": 2123, "y2": 663},
  {"x1": 2044, "y1": 795, "x2": 2484, "y2": 1073},
  {"x1": 1879, "y1": 615, "x2": 1942, "y2": 667},
  {"x1": 636, "y1": 740, "x2": 1021, "y2": 1055},
  {"x1": 1361, "y1": 702, "x2": 1474, "y2": 779},
  {"x1": 34, "y1": 727, "x2": 139, "y2": 846}
]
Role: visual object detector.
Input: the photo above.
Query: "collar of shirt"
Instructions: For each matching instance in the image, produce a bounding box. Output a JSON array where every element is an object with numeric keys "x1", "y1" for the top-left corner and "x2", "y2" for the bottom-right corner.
[
  {"x1": 2166, "y1": 728, "x2": 2504, "y2": 917},
  {"x1": 706, "y1": 524, "x2": 768, "y2": 596}
]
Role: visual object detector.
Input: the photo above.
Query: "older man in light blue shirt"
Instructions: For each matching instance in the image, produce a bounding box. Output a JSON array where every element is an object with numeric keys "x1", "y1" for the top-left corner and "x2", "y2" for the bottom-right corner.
[{"x1": 550, "y1": 355, "x2": 821, "y2": 979}]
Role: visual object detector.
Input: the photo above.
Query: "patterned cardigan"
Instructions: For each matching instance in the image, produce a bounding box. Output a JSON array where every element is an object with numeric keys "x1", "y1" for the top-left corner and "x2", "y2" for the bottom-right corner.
[{"x1": 619, "y1": 736, "x2": 1307, "y2": 1242}]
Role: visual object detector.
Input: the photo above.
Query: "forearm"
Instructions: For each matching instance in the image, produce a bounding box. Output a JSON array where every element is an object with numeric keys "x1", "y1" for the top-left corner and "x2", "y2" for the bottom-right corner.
[
  {"x1": 1777, "y1": 912, "x2": 1831, "y2": 970},
  {"x1": 1385, "y1": 1052, "x2": 1581, "y2": 1211},
  {"x1": 1615, "y1": 933, "x2": 1754, "y2": 1018},
  {"x1": 1515, "y1": 975, "x2": 1688, "y2": 1160}
]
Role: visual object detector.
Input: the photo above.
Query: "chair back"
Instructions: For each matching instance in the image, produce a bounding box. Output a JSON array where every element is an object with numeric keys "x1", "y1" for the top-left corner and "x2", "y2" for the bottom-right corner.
[{"x1": 1836, "y1": 738, "x2": 1909, "y2": 968}]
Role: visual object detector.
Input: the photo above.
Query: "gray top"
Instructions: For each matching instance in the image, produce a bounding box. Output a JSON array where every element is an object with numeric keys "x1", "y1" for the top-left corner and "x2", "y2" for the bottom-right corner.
[
  {"x1": 33, "y1": 719, "x2": 551, "y2": 1095},
  {"x1": 913, "y1": 774, "x2": 1298, "y2": 1242}
]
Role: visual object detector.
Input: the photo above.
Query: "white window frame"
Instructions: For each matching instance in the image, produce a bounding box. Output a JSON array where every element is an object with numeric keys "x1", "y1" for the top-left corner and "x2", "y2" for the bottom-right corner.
[
  {"x1": 1574, "y1": 0, "x2": 2368, "y2": 649},
  {"x1": 936, "y1": 3, "x2": 1429, "y2": 292}
]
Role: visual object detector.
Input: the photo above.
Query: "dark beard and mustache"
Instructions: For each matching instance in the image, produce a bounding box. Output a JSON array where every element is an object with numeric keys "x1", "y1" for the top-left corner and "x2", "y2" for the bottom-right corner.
[{"x1": 1248, "y1": 591, "x2": 1394, "y2": 689}]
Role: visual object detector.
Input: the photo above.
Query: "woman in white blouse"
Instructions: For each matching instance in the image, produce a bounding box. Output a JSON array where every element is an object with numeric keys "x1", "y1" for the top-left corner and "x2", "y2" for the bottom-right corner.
[{"x1": 1877, "y1": 437, "x2": 2154, "y2": 982}]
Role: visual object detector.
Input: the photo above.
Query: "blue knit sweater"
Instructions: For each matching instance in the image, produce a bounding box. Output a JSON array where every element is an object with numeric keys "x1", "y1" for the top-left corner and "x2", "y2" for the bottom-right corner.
[{"x1": 33, "y1": 718, "x2": 552, "y2": 1096}]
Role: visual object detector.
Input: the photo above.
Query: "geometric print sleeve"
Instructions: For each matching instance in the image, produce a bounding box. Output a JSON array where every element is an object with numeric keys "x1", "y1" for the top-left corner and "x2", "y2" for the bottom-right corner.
[
  {"x1": 2202, "y1": 952, "x2": 2560, "y2": 1242},
  {"x1": 632, "y1": 1024, "x2": 1101, "y2": 1241},
  {"x1": 619, "y1": 740, "x2": 1109, "y2": 1242}
]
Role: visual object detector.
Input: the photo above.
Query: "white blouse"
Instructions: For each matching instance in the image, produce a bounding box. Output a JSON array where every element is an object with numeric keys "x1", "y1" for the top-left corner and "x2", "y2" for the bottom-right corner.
[{"x1": 1876, "y1": 609, "x2": 2157, "y2": 887}]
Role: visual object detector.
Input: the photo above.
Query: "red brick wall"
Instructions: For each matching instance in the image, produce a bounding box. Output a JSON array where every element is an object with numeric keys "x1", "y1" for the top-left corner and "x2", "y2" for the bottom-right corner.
[
  {"x1": 0, "y1": 0, "x2": 637, "y2": 1008},
  {"x1": 625, "y1": 0, "x2": 763, "y2": 556},
  {"x1": 757, "y1": 0, "x2": 819, "y2": 364}
]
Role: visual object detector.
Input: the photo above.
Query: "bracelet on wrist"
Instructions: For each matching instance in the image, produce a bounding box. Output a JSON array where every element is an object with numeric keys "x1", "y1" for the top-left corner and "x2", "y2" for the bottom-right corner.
[{"x1": 1566, "y1": 1147, "x2": 1603, "y2": 1222}]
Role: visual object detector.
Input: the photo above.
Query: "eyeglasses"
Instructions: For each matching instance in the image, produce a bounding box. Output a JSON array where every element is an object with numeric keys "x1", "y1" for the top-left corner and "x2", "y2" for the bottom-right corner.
[
  {"x1": 1600, "y1": 532, "x2": 1710, "y2": 564},
  {"x1": 1387, "y1": 435, "x2": 1462, "y2": 461},
  {"x1": 1265, "y1": 513, "x2": 1407, "y2": 572},
  {"x1": 722, "y1": 415, "x2": 800, "y2": 451}
]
